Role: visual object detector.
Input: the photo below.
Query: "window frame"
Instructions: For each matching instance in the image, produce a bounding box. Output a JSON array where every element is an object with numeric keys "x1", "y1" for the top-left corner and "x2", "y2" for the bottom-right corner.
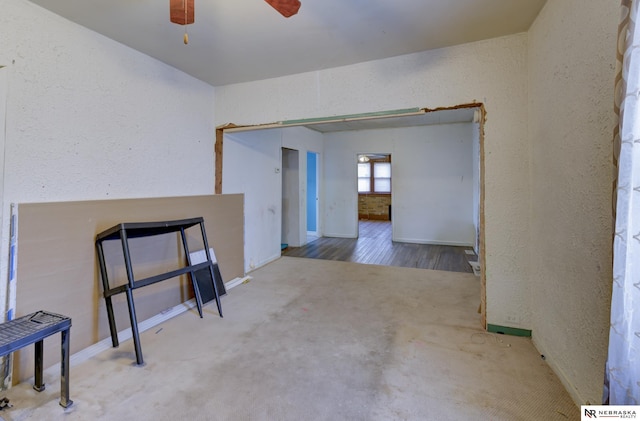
[{"x1": 357, "y1": 156, "x2": 391, "y2": 194}]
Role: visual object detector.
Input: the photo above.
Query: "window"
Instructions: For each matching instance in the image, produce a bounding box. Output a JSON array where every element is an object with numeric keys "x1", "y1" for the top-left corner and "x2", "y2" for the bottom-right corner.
[
  {"x1": 374, "y1": 162, "x2": 391, "y2": 193},
  {"x1": 357, "y1": 157, "x2": 391, "y2": 193},
  {"x1": 357, "y1": 163, "x2": 371, "y2": 192}
]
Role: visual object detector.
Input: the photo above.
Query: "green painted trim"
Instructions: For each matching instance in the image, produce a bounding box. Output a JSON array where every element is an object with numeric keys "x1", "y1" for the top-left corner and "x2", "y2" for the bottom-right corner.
[
  {"x1": 282, "y1": 108, "x2": 422, "y2": 126},
  {"x1": 487, "y1": 324, "x2": 532, "y2": 337}
]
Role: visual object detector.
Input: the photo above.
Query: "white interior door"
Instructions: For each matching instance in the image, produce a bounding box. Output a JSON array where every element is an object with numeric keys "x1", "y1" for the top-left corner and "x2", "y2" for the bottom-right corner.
[{"x1": 282, "y1": 147, "x2": 300, "y2": 247}]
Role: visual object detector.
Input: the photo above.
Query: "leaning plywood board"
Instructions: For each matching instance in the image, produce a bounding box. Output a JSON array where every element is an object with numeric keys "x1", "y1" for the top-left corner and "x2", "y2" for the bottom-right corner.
[{"x1": 13, "y1": 194, "x2": 243, "y2": 383}]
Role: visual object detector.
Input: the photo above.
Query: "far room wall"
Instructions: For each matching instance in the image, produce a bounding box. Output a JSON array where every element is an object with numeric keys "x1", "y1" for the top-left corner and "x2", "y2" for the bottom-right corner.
[{"x1": 323, "y1": 123, "x2": 477, "y2": 246}]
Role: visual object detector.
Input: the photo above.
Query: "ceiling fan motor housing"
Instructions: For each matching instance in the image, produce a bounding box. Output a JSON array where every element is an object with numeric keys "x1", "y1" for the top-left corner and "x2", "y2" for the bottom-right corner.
[
  {"x1": 170, "y1": 0, "x2": 194, "y2": 25},
  {"x1": 264, "y1": 0, "x2": 301, "y2": 18}
]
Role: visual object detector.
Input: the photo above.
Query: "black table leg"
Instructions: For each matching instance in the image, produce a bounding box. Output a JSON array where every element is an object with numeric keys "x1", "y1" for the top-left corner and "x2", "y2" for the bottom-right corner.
[
  {"x1": 96, "y1": 241, "x2": 119, "y2": 348},
  {"x1": 180, "y1": 228, "x2": 204, "y2": 318},
  {"x1": 33, "y1": 340, "x2": 44, "y2": 392},
  {"x1": 59, "y1": 328, "x2": 72, "y2": 408},
  {"x1": 201, "y1": 222, "x2": 223, "y2": 318},
  {"x1": 105, "y1": 296, "x2": 119, "y2": 348},
  {"x1": 209, "y1": 264, "x2": 223, "y2": 318},
  {"x1": 125, "y1": 288, "x2": 144, "y2": 366}
]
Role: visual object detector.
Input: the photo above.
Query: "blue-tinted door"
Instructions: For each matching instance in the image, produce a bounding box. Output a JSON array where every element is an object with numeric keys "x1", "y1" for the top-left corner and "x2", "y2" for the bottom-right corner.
[{"x1": 307, "y1": 152, "x2": 318, "y2": 232}]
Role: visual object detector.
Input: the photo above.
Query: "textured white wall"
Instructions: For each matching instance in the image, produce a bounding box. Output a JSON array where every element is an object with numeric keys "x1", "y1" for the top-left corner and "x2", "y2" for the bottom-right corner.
[
  {"x1": 0, "y1": 67, "x2": 6, "y2": 249},
  {"x1": 0, "y1": 1, "x2": 216, "y2": 315},
  {"x1": 323, "y1": 124, "x2": 475, "y2": 246},
  {"x1": 393, "y1": 124, "x2": 475, "y2": 245},
  {"x1": 528, "y1": 0, "x2": 618, "y2": 405},
  {"x1": 222, "y1": 130, "x2": 282, "y2": 272},
  {"x1": 215, "y1": 34, "x2": 530, "y2": 328},
  {"x1": 222, "y1": 126, "x2": 323, "y2": 273}
]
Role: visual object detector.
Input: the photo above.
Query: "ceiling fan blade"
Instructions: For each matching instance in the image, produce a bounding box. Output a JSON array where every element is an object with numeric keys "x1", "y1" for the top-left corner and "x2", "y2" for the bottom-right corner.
[{"x1": 264, "y1": 0, "x2": 301, "y2": 18}]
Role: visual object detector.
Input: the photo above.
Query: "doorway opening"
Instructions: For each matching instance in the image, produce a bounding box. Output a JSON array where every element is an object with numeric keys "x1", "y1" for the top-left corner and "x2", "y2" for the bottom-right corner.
[
  {"x1": 307, "y1": 151, "x2": 319, "y2": 242},
  {"x1": 356, "y1": 152, "x2": 392, "y2": 241},
  {"x1": 281, "y1": 147, "x2": 300, "y2": 250},
  {"x1": 216, "y1": 103, "x2": 487, "y2": 326}
]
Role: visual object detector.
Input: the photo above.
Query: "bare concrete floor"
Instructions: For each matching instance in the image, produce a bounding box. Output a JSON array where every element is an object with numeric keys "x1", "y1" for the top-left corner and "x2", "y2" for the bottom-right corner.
[{"x1": 0, "y1": 257, "x2": 578, "y2": 420}]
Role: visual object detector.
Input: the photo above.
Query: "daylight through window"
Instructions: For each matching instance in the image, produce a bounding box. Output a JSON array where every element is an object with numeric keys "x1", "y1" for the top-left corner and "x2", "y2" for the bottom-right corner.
[{"x1": 357, "y1": 156, "x2": 391, "y2": 194}]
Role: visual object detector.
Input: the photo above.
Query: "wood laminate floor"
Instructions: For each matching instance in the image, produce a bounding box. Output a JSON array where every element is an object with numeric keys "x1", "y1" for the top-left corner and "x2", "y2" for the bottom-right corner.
[{"x1": 283, "y1": 220, "x2": 477, "y2": 273}]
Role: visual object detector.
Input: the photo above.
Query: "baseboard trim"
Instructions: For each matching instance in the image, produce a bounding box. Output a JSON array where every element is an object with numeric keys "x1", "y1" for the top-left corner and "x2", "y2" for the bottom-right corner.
[
  {"x1": 322, "y1": 233, "x2": 357, "y2": 239},
  {"x1": 487, "y1": 324, "x2": 532, "y2": 337},
  {"x1": 392, "y1": 237, "x2": 474, "y2": 247},
  {"x1": 531, "y1": 335, "x2": 587, "y2": 405},
  {"x1": 252, "y1": 253, "x2": 281, "y2": 272},
  {"x1": 68, "y1": 276, "x2": 251, "y2": 368}
]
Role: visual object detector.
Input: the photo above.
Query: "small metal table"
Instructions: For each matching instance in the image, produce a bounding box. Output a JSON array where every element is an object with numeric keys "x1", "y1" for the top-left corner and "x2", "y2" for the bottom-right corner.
[
  {"x1": 96, "y1": 217, "x2": 223, "y2": 366},
  {"x1": 0, "y1": 311, "x2": 72, "y2": 408}
]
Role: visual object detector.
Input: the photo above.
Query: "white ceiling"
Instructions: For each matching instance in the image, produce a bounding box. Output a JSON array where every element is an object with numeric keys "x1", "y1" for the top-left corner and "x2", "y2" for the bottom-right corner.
[{"x1": 28, "y1": 0, "x2": 547, "y2": 87}]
